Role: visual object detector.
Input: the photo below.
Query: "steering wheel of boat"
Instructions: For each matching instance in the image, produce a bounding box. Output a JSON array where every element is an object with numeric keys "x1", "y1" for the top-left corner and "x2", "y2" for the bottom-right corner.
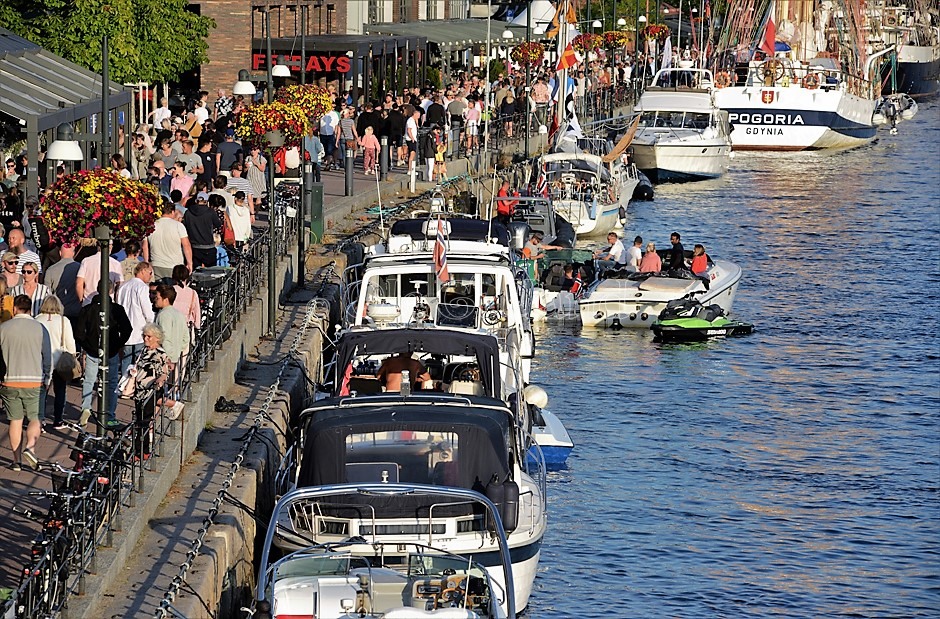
[{"x1": 760, "y1": 59, "x2": 786, "y2": 84}]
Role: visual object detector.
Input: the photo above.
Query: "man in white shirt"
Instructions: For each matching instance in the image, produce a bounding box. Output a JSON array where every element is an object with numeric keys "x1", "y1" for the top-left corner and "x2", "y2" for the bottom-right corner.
[
  {"x1": 143, "y1": 202, "x2": 193, "y2": 280},
  {"x1": 594, "y1": 232, "x2": 626, "y2": 273},
  {"x1": 176, "y1": 139, "x2": 203, "y2": 179},
  {"x1": 193, "y1": 100, "x2": 209, "y2": 126},
  {"x1": 626, "y1": 236, "x2": 643, "y2": 272},
  {"x1": 76, "y1": 243, "x2": 124, "y2": 306},
  {"x1": 405, "y1": 109, "x2": 420, "y2": 168},
  {"x1": 116, "y1": 261, "x2": 154, "y2": 373}
]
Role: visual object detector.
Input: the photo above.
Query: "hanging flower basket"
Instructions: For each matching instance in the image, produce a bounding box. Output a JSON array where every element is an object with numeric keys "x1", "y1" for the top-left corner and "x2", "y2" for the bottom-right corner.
[
  {"x1": 235, "y1": 101, "x2": 310, "y2": 149},
  {"x1": 510, "y1": 41, "x2": 545, "y2": 68},
  {"x1": 275, "y1": 84, "x2": 334, "y2": 123},
  {"x1": 641, "y1": 24, "x2": 672, "y2": 41},
  {"x1": 41, "y1": 169, "x2": 161, "y2": 244},
  {"x1": 571, "y1": 33, "x2": 604, "y2": 54},
  {"x1": 602, "y1": 31, "x2": 632, "y2": 49}
]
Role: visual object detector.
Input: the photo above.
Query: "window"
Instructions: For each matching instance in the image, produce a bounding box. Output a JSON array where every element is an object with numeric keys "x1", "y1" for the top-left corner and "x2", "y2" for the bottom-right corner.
[
  {"x1": 426, "y1": 0, "x2": 438, "y2": 20},
  {"x1": 399, "y1": 0, "x2": 410, "y2": 22},
  {"x1": 368, "y1": 0, "x2": 379, "y2": 24}
]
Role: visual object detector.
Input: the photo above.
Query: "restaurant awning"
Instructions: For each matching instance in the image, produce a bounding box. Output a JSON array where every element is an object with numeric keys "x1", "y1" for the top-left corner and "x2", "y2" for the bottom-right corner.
[
  {"x1": 364, "y1": 19, "x2": 529, "y2": 52},
  {"x1": 0, "y1": 28, "x2": 133, "y2": 198}
]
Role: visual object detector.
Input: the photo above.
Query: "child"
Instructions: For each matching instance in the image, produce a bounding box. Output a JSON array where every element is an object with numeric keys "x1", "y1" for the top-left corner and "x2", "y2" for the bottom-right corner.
[
  {"x1": 434, "y1": 141, "x2": 447, "y2": 182},
  {"x1": 214, "y1": 232, "x2": 230, "y2": 267},
  {"x1": 360, "y1": 125, "x2": 380, "y2": 175}
]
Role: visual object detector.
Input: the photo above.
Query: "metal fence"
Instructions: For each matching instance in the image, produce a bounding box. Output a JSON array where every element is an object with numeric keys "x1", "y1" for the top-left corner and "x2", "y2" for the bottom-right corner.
[{"x1": 1, "y1": 185, "x2": 299, "y2": 619}]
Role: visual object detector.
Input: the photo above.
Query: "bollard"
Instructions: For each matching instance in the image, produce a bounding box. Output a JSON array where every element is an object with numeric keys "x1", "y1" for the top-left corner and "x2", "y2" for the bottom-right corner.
[
  {"x1": 309, "y1": 182, "x2": 324, "y2": 243},
  {"x1": 344, "y1": 147, "x2": 354, "y2": 196},
  {"x1": 380, "y1": 136, "x2": 389, "y2": 180}
]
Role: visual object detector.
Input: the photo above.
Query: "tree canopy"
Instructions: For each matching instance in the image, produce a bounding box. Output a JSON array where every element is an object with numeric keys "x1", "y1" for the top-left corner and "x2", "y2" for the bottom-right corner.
[{"x1": 0, "y1": 0, "x2": 215, "y2": 84}]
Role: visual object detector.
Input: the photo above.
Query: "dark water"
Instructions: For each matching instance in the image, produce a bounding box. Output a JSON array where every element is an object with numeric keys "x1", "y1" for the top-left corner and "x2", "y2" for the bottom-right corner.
[{"x1": 528, "y1": 103, "x2": 940, "y2": 617}]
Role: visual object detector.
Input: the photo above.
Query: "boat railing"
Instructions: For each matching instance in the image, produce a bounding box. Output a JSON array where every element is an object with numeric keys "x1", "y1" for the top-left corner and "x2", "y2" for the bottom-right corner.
[{"x1": 260, "y1": 484, "x2": 516, "y2": 616}]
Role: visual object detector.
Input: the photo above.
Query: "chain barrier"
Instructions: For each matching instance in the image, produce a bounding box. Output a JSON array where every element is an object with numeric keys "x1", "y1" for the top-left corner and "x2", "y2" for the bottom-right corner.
[{"x1": 152, "y1": 298, "x2": 324, "y2": 619}]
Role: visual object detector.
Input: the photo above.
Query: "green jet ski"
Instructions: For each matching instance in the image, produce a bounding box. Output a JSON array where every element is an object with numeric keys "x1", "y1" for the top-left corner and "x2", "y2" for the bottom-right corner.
[{"x1": 651, "y1": 293, "x2": 754, "y2": 343}]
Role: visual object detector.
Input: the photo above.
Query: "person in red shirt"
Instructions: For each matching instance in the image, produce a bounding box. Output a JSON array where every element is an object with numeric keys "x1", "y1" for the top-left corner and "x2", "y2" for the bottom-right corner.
[
  {"x1": 690, "y1": 244, "x2": 709, "y2": 275},
  {"x1": 495, "y1": 180, "x2": 519, "y2": 224}
]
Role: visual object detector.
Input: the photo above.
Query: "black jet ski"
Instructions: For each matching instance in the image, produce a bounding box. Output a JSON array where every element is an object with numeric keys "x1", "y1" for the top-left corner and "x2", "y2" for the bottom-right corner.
[{"x1": 651, "y1": 294, "x2": 753, "y2": 343}]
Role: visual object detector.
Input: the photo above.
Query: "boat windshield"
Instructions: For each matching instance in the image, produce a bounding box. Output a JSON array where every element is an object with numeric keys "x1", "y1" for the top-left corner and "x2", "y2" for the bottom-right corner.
[
  {"x1": 274, "y1": 553, "x2": 351, "y2": 580},
  {"x1": 345, "y1": 429, "x2": 459, "y2": 485},
  {"x1": 408, "y1": 551, "x2": 488, "y2": 579},
  {"x1": 639, "y1": 111, "x2": 712, "y2": 129}
]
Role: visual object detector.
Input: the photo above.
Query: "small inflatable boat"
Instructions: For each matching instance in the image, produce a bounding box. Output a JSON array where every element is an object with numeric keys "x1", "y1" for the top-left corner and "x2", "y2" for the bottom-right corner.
[{"x1": 651, "y1": 294, "x2": 753, "y2": 343}]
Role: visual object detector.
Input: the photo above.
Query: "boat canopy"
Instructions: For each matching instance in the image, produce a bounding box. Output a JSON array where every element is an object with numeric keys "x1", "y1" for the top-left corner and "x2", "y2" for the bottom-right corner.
[
  {"x1": 390, "y1": 217, "x2": 511, "y2": 246},
  {"x1": 636, "y1": 92, "x2": 717, "y2": 113},
  {"x1": 541, "y1": 152, "x2": 611, "y2": 182},
  {"x1": 334, "y1": 328, "x2": 502, "y2": 398},
  {"x1": 297, "y1": 398, "x2": 512, "y2": 495}
]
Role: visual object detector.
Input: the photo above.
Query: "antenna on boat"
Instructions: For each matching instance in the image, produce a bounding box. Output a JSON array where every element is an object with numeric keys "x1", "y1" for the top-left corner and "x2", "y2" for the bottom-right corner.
[
  {"x1": 486, "y1": 167, "x2": 498, "y2": 243},
  {"x1": 375, "y1": 162, "x2": 385, "y2": 235}
]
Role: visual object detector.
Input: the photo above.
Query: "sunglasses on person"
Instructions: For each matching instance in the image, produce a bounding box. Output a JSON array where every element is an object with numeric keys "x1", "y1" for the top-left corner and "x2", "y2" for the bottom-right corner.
[
  {"x1": 22, "y1": 269, "x2": 36, "y2": 275},
  {"x1": 3, "y1": 260, "x2": 16, "y2": 265}
]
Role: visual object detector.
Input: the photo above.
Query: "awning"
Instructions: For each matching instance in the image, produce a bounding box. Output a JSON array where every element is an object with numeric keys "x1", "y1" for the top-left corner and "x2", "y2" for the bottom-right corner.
[
  {"x1": 0, "y1": 29, "x2": 131, "y2": 132},
  {"x1": 365, "y1": 19, "x2": 530, "y2": 52}
]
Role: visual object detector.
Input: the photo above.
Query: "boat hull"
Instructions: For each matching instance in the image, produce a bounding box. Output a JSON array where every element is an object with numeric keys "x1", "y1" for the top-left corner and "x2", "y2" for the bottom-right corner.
[
  {"x1": 631, "y1": 139, "x2": 732, "y2": 182},
  {"x1": 529, "y1": 409, "x2": 574, "y2": 467},
  {"x1": 715, "y1": 86, "x2": 877, "y2": 151},
  {"x1": 882, "y1": 50, "x2": 940, "y2": 98}
]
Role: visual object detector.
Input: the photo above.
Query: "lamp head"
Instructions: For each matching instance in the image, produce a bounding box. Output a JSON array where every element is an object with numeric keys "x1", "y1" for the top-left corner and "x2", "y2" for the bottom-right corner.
[
  {"x1": 48, "y1": 123, "x2": 84, "y2": 161},
  {"x1": 233, "y1": 69, "x2": 257, "y2": 96},
  {"x1": 272, "y1": 62, "x2": 292, "y2": 77},
  {"x1": 501, "y1": 28, "x2": 514, "y2": 40},
  {"x1": 592, "y1": 20, "x2": 602, "y2": 29},
  {"x1": 639, "y1": 15, "x2": 648, "y2": 23}
]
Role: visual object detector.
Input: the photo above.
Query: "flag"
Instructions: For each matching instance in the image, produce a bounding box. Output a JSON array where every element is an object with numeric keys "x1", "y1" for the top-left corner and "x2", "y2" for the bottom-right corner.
[
  {"x1": 662, "y1": 36, "x2": 673, "y2": 70},
  {"x1": 433, "y1": 220, "x2": 450, "y2": 283},
  {"x1": 547, "y1": 0, "x2": 578, "y2": 39},
  {"x1": 536, "y1": 162, "x2": 548, "y2": 198},
  {"x1": 760, "y1": 1, "x2": 777, "y2": 56},
  {"x1": 557, "y1": 43, "x2": 579, "y2": 71}
]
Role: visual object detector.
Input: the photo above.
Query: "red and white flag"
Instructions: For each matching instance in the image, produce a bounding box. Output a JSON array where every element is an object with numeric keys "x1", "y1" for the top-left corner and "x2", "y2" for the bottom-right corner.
[
  {"x1": 433, "y1": 220, "x2": 450, "y2": 283},
  {"x1": 536, "y1": 162, "x2": 548, "y2": 198},
  {"x1": 760, "y1": 1, "x2": 777, "y2": 56},
  {"x1": 557, "y1": 43, "x2": 579, "y2": 71}
]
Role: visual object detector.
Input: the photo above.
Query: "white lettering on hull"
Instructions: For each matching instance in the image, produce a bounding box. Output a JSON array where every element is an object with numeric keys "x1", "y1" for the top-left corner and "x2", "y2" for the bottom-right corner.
[{"x1": 728, "y1": 113, "x2": 806, "y2": 125}]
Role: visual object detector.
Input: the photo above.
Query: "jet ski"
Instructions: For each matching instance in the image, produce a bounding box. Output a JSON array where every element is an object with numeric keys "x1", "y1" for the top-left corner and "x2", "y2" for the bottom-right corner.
[{"x1": 651, "y1": 293, "x2": 753, "y2": 343}]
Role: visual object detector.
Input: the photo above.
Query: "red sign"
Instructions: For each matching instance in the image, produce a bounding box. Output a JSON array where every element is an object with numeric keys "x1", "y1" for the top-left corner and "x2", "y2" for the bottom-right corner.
[
  {"x1": 252, "y1": 53, "x2": 352, "y2": 74},
  {"x1": 761, "y1": 89, "x2": 776, "y2": 104}
]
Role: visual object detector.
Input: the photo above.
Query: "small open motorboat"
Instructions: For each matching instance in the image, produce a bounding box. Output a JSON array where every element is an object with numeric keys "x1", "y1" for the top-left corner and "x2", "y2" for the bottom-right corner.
[{"x1": 651, "y1": 293, "x2": 754, "y2": 343}]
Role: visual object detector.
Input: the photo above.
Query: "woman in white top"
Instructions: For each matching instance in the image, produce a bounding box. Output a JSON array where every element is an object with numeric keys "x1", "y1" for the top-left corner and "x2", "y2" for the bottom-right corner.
[
  {"x1": 11, "y1": 261, "x2": 51, "y2": 316},
  {"x1": 227, "y1": 191, "x2": 253, "y2": 244},
  {"x1": 37, "y1": 295, "x2": 77, "y2": 428}
]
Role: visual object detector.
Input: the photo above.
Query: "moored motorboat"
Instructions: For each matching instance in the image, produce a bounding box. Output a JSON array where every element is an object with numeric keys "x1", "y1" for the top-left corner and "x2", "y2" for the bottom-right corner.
[
  {"x1": 253, "y1": 485, "x2": 517, "y2": 618},
  {"x1": 578, "y1": 258, "x2": 742, "y2": 329},
  {"x1": 274, "y1": 390, "x2": 547, "y2": 612},
  {"x1": 630, "y1": 68, "x2": 733, "y2": 182},
  {"x1": 541, "y1": 151, "x2": 633, "y2": 237},
  {"x1": 651, "y1": 293, "x2": 754, "y2": 343}
]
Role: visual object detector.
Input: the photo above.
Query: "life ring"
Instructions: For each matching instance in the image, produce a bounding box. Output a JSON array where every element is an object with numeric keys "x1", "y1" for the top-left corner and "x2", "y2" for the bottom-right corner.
[
  {"x1": 802, "y1": 73, "x2": 820, "y2": 90},
  {"x1": 715, "y1": 71, "x2": 733, "y2": 88},
  {"x1": 885, "y1": 14, "x2": 898, "y2": 27}
]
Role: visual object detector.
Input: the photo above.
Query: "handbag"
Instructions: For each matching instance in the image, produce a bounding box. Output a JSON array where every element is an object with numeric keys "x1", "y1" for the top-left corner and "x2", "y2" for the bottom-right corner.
[
  {"x1": 223, "y1": 213, "x2": 236, "y2": 246},
  {"x1": 117, "y1": 367, "x2": 137, "y2": 399},
  {"x1": 54, "y1": 317, "x2": 82, "y2": 381}
]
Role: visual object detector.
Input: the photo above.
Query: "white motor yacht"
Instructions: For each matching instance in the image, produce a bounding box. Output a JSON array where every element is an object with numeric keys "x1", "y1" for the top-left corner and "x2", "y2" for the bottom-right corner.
[
  {"x1": 541, "y1": 152, "x2": 636, "y2": 237},
  {"x1": 630, "y1": 68, "x2": 733, "y2": 182},
  {"x1": 579, "y1": 258, "x2": 743, "y2": 329},
  {"x1": 273, "y1": 389, "x2": 547, "y2": 613}
]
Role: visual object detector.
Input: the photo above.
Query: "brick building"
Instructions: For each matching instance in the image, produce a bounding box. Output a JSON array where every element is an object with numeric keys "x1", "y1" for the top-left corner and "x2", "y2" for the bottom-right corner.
[{"x1": 195, "y1": 0, "x2": 474, "y2": 95}]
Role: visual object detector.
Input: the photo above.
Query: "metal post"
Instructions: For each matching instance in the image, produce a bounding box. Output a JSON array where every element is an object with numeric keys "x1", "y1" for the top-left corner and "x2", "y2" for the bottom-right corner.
[
  {"x1": 96, "y1": 229, "x2": 110, "y2": 438},
  {"x1": 301, "y1": 4, "x2": 307, "y2": 86},
  {"x1": 525, "y1": 4, "x2": 531, "y2": 159},
  {"x1": 299, "y1": 161, "x2": 312, "y2": 286},
  {"x1": 267, "y1": 151, "x2": 276, "y2": 334},
  {"x1": 344, "y1": 147, "x2": 354, "y2": 196},
  {"x1": 101, "y1": 34, "x2": 110, "y2": 166},
  {"x1": 265, "y1": 8, "x2": 274, "y2": 102},
  {"x1": 309, "y1": 182, "x2": 323, "y2": 243},
  {"x1": 380, "y1": 136, "x2": 389, "y2": 180}
]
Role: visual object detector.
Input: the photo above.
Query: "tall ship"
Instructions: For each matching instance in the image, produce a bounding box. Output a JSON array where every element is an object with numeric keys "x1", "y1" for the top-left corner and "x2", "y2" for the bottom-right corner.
[
  {"x1": 712, "y1": 0, "x2": 891, "y2": 151},
  {"x1": 871, "y1": 0, "x2": 940, "y2": 98}
]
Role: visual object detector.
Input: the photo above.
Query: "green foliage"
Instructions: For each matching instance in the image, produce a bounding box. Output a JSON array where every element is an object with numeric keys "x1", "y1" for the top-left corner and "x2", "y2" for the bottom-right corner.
[
  {"x1": 0, "y1": 0, "x2": 215, "y2": 84},
  {"x1": 426, "y1": 67, "x2": 442, "y2": 90}
]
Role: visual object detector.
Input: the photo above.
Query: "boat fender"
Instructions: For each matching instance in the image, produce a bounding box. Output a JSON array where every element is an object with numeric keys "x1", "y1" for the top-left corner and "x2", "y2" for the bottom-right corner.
[
  {"x1": 485, "y1": 474, "x2": 506, "y2": 532},
  {"x1": 618, "y1": 206, "x2": 627, "y2": 225},
  {"x1": 522, "y1": 385, "x2": 549, "y2": 408},
  {"x1": 715, "y1": 71, "x2": 733, "y2": 89},
  {"x1": 502, "y1": 480, "x2": 520, "y2": 532},
  {"x1": 802, "y1": 73, "x2": 820, "y2": 90}
]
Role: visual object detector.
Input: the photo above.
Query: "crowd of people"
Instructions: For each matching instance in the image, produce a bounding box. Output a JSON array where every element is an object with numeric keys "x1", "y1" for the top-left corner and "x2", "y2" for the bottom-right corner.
[{"x1": 0, "y1": 212, "x2": 206, "y2": 470}]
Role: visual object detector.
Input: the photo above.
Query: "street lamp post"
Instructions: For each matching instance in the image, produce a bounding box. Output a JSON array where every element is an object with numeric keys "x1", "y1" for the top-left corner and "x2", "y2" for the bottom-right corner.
[
  {"x1": 98, "y1": 34, "x2": 111, "y2": 438},
  {"x1": 525, "y1": 3, "x2": 532, "y2": 159},
  {"x1": 265, "y1": 129, "x2": 284, "y2": 335},
  {"x1": 263, "y1": 6, "x2": 274, "y2": 102}
]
